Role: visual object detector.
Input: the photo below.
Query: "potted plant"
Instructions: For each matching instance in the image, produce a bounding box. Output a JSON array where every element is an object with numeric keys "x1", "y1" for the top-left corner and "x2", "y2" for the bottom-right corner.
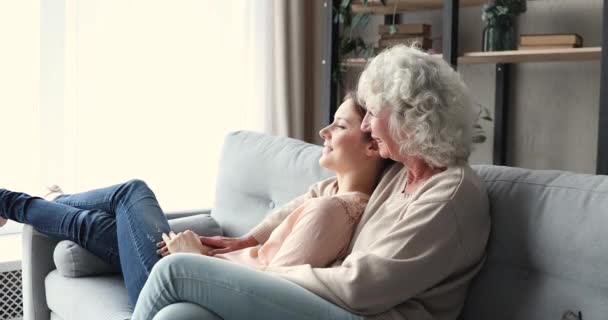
[{"x1": 481, "y1": 0, "x2": 527, "y2": 51}]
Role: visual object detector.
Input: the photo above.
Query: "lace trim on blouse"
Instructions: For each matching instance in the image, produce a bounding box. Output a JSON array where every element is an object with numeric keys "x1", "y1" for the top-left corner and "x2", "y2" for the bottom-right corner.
[{"x1": 333, "y1": 193, "x2": 369, "y2": 223}]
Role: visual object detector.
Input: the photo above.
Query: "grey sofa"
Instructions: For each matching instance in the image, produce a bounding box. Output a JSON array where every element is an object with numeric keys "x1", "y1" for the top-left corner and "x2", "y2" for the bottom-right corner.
[{"x1": 21, "y1": 131, "x2": 608, "y2": 320}]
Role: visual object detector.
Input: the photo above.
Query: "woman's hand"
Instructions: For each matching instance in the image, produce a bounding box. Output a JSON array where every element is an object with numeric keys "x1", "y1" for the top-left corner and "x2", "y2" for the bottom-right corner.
[
  {"x1": 156, "y1": 230, "x2": 212, "y2": 257},
  {"x1": 199, "y1": 235, "x2": 259, "y2": 255}
]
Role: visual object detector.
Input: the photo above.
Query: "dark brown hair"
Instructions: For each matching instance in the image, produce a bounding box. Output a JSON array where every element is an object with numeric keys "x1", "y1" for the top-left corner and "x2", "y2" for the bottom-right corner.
[{"x1": 344, "y1": 91, "x2": 366, "y2": 118}]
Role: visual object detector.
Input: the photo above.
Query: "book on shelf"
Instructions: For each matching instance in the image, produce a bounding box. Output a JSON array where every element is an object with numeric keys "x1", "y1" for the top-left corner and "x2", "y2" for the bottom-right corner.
[
  {"x1": 378, "y1": 37, "x2": 432, "y2": 49},
  {"x1": 378, "y1": 24, "x2": 431, "y2": 37},
  {"x1": 520, "y1": 34, "x2": 583, "y2": 47},
  {"x1": 518, "y1": 44, "x2": 578, "y2": 50}
]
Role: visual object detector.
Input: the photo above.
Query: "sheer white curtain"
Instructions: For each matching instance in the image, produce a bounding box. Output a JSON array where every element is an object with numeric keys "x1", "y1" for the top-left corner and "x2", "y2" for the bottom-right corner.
[
  {"x1": 0, "y1": 0, "x2": 274, "y2": 236},
  {"x1": 59, "y1": 0, "x2": 274, "y2": 211},
  {"x1": 0, "y1": 0, "x2": 40, "y2": 234}
]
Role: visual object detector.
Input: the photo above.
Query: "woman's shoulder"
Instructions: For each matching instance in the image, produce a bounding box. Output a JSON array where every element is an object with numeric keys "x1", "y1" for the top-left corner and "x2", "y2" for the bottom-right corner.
[
  {"x1": 413, "y1": 164, "x2": 487, "y2": 205},
  {"x1": 305, "y1": 193, "x2": 368, "y2": 221},
  {"x1": 308, "y1": 192, "x2": 368, "y2": 207}
]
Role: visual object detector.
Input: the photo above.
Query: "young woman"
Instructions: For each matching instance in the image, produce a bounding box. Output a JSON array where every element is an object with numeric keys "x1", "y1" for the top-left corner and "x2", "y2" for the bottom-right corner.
[
  {"x1": 157, "y1": 93, "x2": 390, "y2": 270},
  {"x1": 0, "y1": 93, "x2": 387, "y2": 305}
]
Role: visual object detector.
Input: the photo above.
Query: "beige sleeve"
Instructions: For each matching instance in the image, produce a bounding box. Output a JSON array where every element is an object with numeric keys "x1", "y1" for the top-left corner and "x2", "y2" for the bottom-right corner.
[
  {"x1": 248, "y1": 177, "x2": 337, "y2": 244},
  {"x1": 265, "y1": 200, "x2": 463, "y2": 315},
  {"x1": 267, "y1": 198, "x2": 356, "y2": 268}
]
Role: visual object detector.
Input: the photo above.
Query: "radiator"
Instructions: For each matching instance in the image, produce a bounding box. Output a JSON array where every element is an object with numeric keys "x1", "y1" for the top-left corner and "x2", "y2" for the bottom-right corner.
[{"x1": 0, "y1": 261, "x2": 22, "y2": 320}]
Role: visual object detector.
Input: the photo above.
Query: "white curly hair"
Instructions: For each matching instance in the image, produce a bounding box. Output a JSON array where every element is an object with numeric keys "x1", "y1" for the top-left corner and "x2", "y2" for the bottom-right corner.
[{"x1": 356, "y1": 45, "x2": 476, "y2": 168}]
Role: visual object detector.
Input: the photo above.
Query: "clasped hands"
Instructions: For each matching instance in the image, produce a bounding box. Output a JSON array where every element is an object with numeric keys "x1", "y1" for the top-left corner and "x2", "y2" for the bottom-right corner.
[{"x1": 156, "y1": 231, "x2": 259, "y2": 257}]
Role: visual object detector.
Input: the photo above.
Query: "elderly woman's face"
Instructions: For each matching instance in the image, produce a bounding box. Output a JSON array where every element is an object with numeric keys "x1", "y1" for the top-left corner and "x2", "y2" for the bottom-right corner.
[{"x1": 361, "y1": 108, "x2": 400, "y2": 161}]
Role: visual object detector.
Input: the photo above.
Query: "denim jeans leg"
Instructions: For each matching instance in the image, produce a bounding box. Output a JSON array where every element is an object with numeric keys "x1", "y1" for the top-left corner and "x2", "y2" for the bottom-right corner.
[
  {"x1": 109, "y1": 179, "x2": 171, "y2": 305},
  {"x1": 132, "y1": 254, "x2": 364, "y2": 320},
  {"x1": 52, "y1": 180, "x2": 148, "y2": 214},
  {"x1": 47, "y1": 179, "x2": 171, "y2": 304},
  {"x1": 0, "y1": 189, "x2": 121, "y2": 266},
  {"x1": 1, "y1": 179, "x2": 172, "y2": 305}
]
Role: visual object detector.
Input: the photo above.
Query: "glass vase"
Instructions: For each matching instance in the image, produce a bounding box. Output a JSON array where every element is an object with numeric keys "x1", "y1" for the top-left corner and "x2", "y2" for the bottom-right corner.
[{"x1": 482, "y1": 15, "x2": 516, "y2": 51}]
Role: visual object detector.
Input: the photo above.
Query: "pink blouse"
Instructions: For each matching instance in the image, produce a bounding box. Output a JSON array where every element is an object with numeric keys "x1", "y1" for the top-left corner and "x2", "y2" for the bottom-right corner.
[{"x1": 215, "y1": 192, "x2": 369, "y2": 269}]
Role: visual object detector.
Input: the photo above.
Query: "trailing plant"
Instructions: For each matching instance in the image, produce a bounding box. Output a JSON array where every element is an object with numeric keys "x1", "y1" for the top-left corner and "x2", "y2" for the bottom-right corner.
[{"x1": 333, "y1": 0, "x2": 411, "y2": 88}]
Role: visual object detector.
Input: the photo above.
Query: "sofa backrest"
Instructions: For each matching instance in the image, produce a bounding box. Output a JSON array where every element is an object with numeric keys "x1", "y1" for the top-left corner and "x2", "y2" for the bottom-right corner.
[
  {"x1": 211, "y1": 131, "x2": 332, "y2": 237},
  {"x1": 212, "y1": 132, "x2": 608, "y2": 319},
  {"x1": 462, "y1": 165, "x2": 608, "y2": 320}
]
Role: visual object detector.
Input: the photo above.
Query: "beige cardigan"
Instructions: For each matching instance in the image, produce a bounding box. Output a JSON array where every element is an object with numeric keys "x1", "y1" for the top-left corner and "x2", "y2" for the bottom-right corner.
[{"x1": 249, "y1": 163, "x2": 491, "y2": 320}]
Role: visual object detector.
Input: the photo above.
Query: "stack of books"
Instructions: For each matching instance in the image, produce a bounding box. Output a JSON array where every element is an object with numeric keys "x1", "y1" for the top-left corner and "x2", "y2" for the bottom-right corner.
[
  {"x1": 376, "y1": 23, "x2": 432, "y2": 53},
  {"x1": 519, "y1": 34, "x2": 583, "y2": 50}
]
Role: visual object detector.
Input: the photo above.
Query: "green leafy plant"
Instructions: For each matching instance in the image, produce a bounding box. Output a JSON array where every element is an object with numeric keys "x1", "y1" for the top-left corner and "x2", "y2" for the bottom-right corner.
[{"x1": 332, "y1": 0, "x2": 405, "y2": 87}]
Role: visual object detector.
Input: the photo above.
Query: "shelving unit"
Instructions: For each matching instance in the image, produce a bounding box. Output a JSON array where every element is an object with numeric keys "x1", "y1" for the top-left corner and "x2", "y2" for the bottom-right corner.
[
  {"x1": 351, "y1": 0, "x2": 486, "y2": 14},
  {"x1": 460, "y1": 47, "x2": 602, "y2": 64},
  {"x1": 324, "y1": 0, "x2": 608, "y2": 174},
  {"x1": 342, "y1": 47, "x2": 602, "y2": 66}
]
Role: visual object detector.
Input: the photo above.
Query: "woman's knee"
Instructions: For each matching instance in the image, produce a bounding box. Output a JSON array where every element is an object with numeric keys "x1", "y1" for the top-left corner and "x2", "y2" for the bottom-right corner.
[
  {"x1": 117, "y1": 179, "x2": 158, "y2": 202},
  {"x1": 123, "y1": 179, "x2": 151, "y2": 192},
  {"x1": 151, "y1": 254, "x2": 205, "y2": 279},
  {"x1": 153, "y1": 303, "x2": 222, "y2": 320}
]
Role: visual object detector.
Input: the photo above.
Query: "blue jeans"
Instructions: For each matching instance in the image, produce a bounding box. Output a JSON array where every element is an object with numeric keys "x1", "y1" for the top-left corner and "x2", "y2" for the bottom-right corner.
[
  {"x1": 132, "y1": 253, "x2": 364, "y2": 320},
  {"x1": 0, "y1": 179, "x2": 171, "y2": 305}
]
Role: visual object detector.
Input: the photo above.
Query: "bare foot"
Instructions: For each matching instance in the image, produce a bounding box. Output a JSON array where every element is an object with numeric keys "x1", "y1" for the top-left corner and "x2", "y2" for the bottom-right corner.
[{"x1": 43, "y1": 185, "x2": 64, "y2": 201}]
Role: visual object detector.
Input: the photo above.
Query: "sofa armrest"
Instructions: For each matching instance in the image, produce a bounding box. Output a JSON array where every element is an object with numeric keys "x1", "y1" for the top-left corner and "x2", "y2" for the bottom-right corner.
[
  {"x1": 22, "y1": 225, "x2": 59, "y2": 320},
  {"x1": 168, "y1": 212, "x2": 223, "y2": 237},
  {"x1": 165, "y1": 208, "x2": 212, "y2": 220}
]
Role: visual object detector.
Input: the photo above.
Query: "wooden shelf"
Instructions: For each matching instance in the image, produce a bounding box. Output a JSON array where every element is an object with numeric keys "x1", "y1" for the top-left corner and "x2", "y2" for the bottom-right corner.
[
  {"x1": 341, "y1": 58, "x2": 368, "y2": 68},
  {"x1": 341, "y1": 47, "x2": 602, "y2": 67},
  {"x1": 459, "y1": 47, "x2": 602, "y2": 64},
  {"x1": 351, "y1": 0, "x2": 486, "y2": 14}
]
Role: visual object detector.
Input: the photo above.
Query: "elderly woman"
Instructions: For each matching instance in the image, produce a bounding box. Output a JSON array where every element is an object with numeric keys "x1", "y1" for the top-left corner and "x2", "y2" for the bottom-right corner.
[{"x1": 132, "y1": 45, "x2": 491, "y2": 320}]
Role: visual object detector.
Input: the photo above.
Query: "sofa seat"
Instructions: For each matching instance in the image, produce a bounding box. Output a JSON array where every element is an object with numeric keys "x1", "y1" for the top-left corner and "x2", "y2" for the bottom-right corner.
[{"x1": 45, "y1": 270, "x2": 132, "y2": 320}]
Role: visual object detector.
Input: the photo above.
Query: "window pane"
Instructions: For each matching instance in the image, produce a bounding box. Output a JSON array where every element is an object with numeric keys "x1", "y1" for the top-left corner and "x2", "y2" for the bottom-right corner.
[{"x1": 0, "y1": 0, "x2": 40, "y2": 234}]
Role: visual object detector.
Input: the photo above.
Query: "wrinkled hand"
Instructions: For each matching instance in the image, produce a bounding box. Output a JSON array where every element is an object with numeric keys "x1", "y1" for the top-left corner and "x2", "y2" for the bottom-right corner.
[
  {"x1": 199, "y1": 235, "x2": 259, "y2": 256},
  {"x1": 156, "y1": 230, "x2": 211, "y2": 257}
]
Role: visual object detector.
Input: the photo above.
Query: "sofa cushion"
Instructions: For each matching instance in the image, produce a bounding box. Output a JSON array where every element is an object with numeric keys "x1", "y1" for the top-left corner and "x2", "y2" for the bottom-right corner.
[
  {"x1": 462, "y1": 165, "x2": 608, "y2": 320},
  {"x1": 53, "y1": 240, "x2": 120, "y2": 278},
  {"x1": 168, "y1": 213, "x2": 223, "y2": 236},
  {"x1": 53, "y1": 214, "x2": 222, "y2": 277},
  {"x1": 212, "y1": 131, "x2": 333, "y2": 237},
  {"x1": 45, "y1": 270, "x2": 132, "y2": 320}
]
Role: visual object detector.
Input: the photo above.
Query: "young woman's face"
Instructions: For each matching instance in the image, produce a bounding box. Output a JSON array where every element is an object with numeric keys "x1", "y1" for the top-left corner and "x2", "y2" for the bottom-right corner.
[
  {"x1": 318, "y1": 99, "x2": 378, "y2": 173},
  {"x1": 361, "y1": 107, "x2": 400, "y2": 161}
]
